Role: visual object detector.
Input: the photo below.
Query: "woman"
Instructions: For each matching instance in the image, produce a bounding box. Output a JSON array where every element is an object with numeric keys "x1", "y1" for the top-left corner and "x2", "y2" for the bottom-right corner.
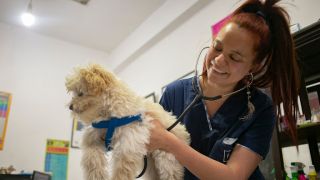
[{"x1": 147, "y1": 0, "x2": 300, "y2": 179}]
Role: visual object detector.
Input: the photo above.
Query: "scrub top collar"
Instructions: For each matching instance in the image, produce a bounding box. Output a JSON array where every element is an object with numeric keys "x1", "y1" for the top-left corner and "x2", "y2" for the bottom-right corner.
[{"x1": 185, "y1": 76, "x2": 249, "y2": 123}]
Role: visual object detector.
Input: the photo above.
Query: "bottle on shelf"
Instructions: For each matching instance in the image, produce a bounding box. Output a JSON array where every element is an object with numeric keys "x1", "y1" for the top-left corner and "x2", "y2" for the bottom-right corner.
[
  {"x1": 279, "y1": 103, "x2": 288, "y2": 131},
  {"x1": 308, "y1": 165, "x2": 317, "y2": 180},
  {"x1": 291, "y1": 162, "x2": 306, "y2": 180},
  {"x1": 291, "y1": 165, "x2": 299, "y2": 180},
  {"x1": 307, "y1": 91, "x2": 320, "y2": 123},
  {"x1": 297, "y1": 96, "x2": 306, "y2": 126}
]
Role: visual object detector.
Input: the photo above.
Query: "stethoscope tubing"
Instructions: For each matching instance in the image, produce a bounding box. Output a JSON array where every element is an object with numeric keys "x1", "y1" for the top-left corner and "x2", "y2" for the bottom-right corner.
[
  {"x1": 167, "y1": 93, "x2": 202, "y2": 131},
  {"x1": 166, "y1": 47, "x2": 253, "y2": 131}
]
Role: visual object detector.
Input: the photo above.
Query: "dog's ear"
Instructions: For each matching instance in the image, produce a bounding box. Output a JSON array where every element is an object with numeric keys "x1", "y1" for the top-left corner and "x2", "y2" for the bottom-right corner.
[{"x1": 80, "y1": 64, "x2": 116, "y2": 95}]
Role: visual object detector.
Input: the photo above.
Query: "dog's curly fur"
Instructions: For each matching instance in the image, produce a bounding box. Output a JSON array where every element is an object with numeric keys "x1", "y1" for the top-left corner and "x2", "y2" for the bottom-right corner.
[{"x1": 65, "y1": 64, "x2": 190, "y2": 180}]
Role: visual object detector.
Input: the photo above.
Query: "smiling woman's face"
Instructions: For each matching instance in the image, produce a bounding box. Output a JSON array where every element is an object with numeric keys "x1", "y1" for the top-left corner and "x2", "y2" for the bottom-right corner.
[{"x1": 204, "y1": 22, "x2": 258, "y2": 90}]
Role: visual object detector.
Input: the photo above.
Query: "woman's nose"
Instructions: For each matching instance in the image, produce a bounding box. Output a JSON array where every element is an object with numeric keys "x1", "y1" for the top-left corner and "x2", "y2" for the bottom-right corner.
[{"x1": 214, "y1": 53, "x2": 227, "y2": 66}]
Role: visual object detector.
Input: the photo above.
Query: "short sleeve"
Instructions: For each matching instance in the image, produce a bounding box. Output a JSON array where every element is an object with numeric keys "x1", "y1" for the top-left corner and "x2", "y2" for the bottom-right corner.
[
  {"x1": 159, "y1": 79, "x2": 187, "y2": 117},
  {"x1": 159, "y1": 87, "x2": 172, "y2": 112},
  {"x1": 237, "y1": 103, "x2": 276, "y2": 159}
]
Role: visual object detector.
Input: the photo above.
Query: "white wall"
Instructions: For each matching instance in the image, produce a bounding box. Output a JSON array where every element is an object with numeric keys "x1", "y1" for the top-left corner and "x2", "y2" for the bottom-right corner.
[
  {"x1": 0, "y1": 22, "x2": 108, "y2": 180},
  {"x1": 116, "y1": 0, "x2": 239, "y2": 98}
]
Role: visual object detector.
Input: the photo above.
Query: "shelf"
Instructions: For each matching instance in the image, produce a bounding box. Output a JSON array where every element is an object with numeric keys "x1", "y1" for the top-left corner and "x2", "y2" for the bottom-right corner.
[
  {"x1": 294, "y1": 21, "x2": 320, "y2": 83},
  {"x1": 279, "y1": 123, "x2": 320, "y2": 147}
]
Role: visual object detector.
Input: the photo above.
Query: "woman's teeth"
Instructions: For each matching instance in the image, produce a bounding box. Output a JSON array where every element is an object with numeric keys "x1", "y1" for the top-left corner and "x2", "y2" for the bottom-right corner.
[
  {"x1": 215, "y1": 69, "x2": 227, "y2": 74},
  {"x1": 210, "y1": 60, "x2": 227, "y2": 74}
]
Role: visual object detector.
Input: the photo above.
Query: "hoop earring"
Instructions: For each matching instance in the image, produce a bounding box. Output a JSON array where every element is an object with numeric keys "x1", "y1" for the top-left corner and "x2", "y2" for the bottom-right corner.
[{"x1": 241, "y1": 73, "x2": 255, "y2": 121}]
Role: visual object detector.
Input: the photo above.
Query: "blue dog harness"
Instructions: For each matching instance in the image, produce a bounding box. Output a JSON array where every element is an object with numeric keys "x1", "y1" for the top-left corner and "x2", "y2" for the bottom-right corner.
[
  {"x1": 92, "y1": 114, "x2": 147, "y2": 178},
  {"x1": 92, "y1": 114, "x2": 142, "y2": 150}
]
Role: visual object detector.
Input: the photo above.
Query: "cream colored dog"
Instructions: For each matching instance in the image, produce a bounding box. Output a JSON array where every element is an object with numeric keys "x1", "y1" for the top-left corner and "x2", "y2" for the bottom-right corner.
[{"x1": 65, "y1": 64, "x2": 190, "y2": 180}]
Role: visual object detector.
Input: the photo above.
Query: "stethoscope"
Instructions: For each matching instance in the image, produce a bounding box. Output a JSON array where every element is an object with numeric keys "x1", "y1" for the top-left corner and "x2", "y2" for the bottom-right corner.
[{"x1": 167, "y1": 46, "x2": 254, "y2": 131}]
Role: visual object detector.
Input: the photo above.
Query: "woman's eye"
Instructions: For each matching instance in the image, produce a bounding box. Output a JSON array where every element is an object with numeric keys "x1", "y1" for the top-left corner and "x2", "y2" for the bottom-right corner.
[{"x1": 230, "y1": 54, "x2": 241, "y2": 62}]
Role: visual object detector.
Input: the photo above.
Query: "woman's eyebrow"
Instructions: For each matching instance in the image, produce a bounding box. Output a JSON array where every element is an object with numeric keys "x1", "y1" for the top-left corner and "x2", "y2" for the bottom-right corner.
[{"x1": 231, "y1": 50, "x2": 244, "y2": 57}]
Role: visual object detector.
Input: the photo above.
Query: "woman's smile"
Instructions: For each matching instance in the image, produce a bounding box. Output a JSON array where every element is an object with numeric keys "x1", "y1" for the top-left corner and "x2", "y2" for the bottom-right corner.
[{"x1": 209, "y1": 59, "x2": 229, "y2": 78}]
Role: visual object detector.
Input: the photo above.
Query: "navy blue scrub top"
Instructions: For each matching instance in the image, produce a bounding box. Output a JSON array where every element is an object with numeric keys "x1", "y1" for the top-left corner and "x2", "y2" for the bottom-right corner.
[{"x1": 159, "y1": 77, "x2": 276, "y2": 180}]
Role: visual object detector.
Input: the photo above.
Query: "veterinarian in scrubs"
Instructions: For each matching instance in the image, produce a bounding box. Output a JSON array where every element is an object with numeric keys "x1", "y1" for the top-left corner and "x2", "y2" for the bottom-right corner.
[{"x1": 147, "y1": 0, "x2": 300, "y2": 179}]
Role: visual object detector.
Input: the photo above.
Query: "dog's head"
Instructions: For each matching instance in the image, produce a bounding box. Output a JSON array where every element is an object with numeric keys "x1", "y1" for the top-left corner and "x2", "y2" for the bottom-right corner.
[{"x1": 65, "y1": 64, "x2": 118, "y2": 124}]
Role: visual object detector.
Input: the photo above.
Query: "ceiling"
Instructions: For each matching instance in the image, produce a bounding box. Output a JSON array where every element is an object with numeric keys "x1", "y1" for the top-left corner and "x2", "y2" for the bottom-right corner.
[{"x1": 0, "y1": 0, "x2": 165, "y2": 53}]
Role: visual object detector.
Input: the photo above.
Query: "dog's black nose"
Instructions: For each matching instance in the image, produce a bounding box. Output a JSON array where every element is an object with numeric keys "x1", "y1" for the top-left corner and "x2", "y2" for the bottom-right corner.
[{"x1": 69, "y1": 104, "x2": 73, "y2": 110}]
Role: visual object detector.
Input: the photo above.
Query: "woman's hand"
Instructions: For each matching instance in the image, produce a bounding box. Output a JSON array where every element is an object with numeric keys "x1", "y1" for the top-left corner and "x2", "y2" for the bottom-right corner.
[{"x1": 147, "y1": 119, "x2": 174, "y2": 152}]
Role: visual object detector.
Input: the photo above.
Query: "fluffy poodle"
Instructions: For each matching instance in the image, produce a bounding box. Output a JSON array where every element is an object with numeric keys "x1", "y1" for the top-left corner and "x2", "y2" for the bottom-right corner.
[{"x1": 65, "y1": 64, "x2": 190, "y2": 180}]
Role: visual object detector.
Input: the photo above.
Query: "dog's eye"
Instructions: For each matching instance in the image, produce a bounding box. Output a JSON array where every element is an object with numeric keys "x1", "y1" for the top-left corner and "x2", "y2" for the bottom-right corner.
[{"x1": 78, "y1": 92, "x2": 83, "y2": 97}]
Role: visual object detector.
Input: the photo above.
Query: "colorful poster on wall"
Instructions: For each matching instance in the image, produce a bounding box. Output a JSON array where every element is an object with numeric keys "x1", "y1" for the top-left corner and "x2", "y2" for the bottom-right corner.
[
  {"x1": 0, "y1": 91, "x2": 12, "y2": 150},
  {"x1": 45, "y1": 139, "x2": 69, "y2": 180}
]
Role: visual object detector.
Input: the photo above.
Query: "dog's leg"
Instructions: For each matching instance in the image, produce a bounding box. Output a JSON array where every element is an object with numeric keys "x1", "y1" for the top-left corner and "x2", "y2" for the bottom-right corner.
[
  {"x1": 152, "y1": 150, "x2": 184, "y2": 180},
  {"x1": 110, "y1": 125, "x2": 149, "y2": 180},
  {"x1": 110, "y1": 152, "x2": 143, "y2": 180},
  {"x1": 82, "y1": 129, "x2": 109, "y2": 180}
]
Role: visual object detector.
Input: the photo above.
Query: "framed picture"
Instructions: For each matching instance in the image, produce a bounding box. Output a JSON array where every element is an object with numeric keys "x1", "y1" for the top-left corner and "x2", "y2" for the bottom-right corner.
[
  {"x1": 145, "y1": 92, "x2": 156, "y2": 103},
  {"x1": 161, "y1": 70, "x2": 195, "y2": 94},
  {"x1": 0, "y1": 91, "x2": 12, "y2": 150},
  {"x1": 71, "y1": 118, "x2": 85, "y2": 148}
]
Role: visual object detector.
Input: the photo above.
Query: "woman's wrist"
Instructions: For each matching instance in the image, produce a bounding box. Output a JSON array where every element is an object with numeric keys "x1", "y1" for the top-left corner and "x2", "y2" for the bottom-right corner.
[{"x1": 162, "y1": 131, "x2": 181, "y2": 152}]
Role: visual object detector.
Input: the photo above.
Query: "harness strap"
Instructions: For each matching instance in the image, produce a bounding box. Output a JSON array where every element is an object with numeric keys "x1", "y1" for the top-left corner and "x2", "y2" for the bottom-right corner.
[{"x1": 92, "y1": 114, "x2": 142, "y2": 150}]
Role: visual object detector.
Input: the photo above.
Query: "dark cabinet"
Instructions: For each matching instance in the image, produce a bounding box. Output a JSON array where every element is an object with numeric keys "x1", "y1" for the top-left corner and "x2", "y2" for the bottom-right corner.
[{"x1": 272, "y1": 20, "x2": 320, "y2": 180}]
